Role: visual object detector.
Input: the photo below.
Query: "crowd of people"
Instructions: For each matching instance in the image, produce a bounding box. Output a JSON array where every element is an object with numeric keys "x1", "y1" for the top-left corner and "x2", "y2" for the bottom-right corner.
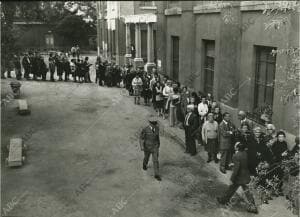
[
  {"x1": 2, "y1": 49, "x2": 298, "y2": 213},
  {"x1": 123, "y1": 65, "x2": 299, "y2": 213},
  {"x1": 1, "y1": 46, "x2": 123, "y2": 87}
]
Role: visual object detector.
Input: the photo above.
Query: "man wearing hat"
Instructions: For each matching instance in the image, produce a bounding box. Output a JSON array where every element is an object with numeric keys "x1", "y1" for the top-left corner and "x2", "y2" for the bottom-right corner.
[{"x1": 140, "y1": 116, "x2": 161, "y2": 181}]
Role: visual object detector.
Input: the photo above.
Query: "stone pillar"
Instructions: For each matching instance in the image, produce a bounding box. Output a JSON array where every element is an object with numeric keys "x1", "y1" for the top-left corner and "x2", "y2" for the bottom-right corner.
[
  {"x1": 103, "y1": 20, "x2": 108, "y2": 59},
  {"x1": 144, "y1": 22, "x2": 156, "y2": 72},
  {"x1": 107, "y1": 20, "x2": 112, "y2": 61},
  {"x1": 134, "y1": 23, "x2": 144, "y2": 69},
  {"x1": 124, "y1": 23, "x2": 132, "y2": 65},
  {"x1": 156, "y1": 1, "x2": 167, "y2": 75}
]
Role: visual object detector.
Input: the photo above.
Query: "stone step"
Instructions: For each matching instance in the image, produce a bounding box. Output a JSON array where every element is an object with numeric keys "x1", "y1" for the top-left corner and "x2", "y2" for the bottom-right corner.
[
  {"x1": 8, "y1": 138, "x2": 23, "y2": 167},
  {"x1": 18, "y1": 99, "x2": 31, "y2": 115}
]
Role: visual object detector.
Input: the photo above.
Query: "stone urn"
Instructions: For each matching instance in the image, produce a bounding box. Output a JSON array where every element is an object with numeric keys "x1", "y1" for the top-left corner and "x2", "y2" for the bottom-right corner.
[{"x1": 10, "y1": 81, "x2": 21, "y2": 99}]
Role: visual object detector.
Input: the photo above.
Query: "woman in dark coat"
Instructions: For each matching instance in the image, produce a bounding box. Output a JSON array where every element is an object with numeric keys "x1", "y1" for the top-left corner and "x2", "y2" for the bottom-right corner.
[{"x1": 269, "y1": 131, "x2": 288, "y2": 195}]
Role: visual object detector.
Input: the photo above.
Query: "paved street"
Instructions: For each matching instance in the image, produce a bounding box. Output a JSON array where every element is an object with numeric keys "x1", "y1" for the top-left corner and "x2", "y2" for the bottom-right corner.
[{"x1": 1, "y1": 77, "x2": 294, "y2": 217}]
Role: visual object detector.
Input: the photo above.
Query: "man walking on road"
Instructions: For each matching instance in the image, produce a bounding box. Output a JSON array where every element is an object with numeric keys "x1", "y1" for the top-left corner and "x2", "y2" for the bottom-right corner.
[
  {"x1": 217, "y1": 142, "x2": 258, "y2": 214},
  {"x1": 140, "y1": 116, "x2": 161, "y2": 181}
]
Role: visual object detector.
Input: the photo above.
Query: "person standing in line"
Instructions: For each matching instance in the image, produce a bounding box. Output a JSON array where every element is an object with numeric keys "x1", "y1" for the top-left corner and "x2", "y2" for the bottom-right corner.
[
  {"x1": 238, "y1": 110, "x2": 254, "y2": 131},
  {"x1": 71, "y1": 46, "x2": 76, "y2": 58},
  {"x1": 99, "y1": 60, "x2": 106, "y2": 86},
  {"x1": 39, "y1": 55, "x2": 48, "y2": 81},
  {"x1": 213, "y1": 107, "x2": 223, "y2": 124},
  {"x1": 49, "y1": 54, "x2": 56, "y2": 82},
  {"x1": 31, "y1": 52, "x2": 39, "y2": 80},
  {"x1": 142, "y1": 74, "x2": 151, "y2": 106},
  {"x1": 162, "y1": 80, "x2": 174, "y2": 119},
  {"x1": 95, "y1": 56, "x2": 101, "y2": 84},
  {"x1": 198, "y1": 96, "x2": 209, "y2": 126},
  {"x1": 169, "y1": 87, "x2": 181, "y2": 127},
  {"x1": 13, "y1": 54, "x2": 22, "y2": 80},
  {"x1": 270, "y1": 131, "x2": 288, "y2": 195},
  {"x1": 132, "y1": 74, "x2": 143, "y2": 105},
  {"x1": 22, "y1": 53, "x2": 31, "y2": 80},
  {"x1": 184, "y1": 105, "x2": 199, "y2": 156},
  {"x1": 154, "y1": 82, "x2": 164, "y2": 117},
  {"x1": 217, "y1": 142, "x2": 258, "y2": 214},
  {"x1": 75, "y1": 45, "x2": 80, "y2": 59},
  {"x1": 150, "y1": 73, "x2": 158, "y2": 105},
  {"x1": 63, "y1": 57, "x2": 71, "y2": 81},
  {"x1": 140, "y1": 116, "x2": 161, "y2": 181},
  {"x1": 83, "y1": 57, "x2": 92, "y2": 83},
  {"x1": 180, "y1": 86, "x2": 190, "y2": 117},
  {"x1": 202, "y1": 113, "x2": 219, "y2": 163},
  {"x1": 219, "y1": 112, "x2": 236, "y2": 174},
  {"x1": 56, "y1": 55, "x2": 64, "y2": 81},
  {"x1": 236, "y1": 122, "x2": 258, "y2": 176}
]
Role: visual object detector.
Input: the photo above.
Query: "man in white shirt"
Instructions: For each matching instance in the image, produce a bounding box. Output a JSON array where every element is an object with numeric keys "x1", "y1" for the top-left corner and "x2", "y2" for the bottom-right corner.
[
  {"x1": 132, "y1": 74, "x2": 143, "y2": 105},
  {"x1": 198, "y1": 96, "x2": 209, "y2": 125},
  {"x1": 162, "y1": 80, "x2": 173, "y2": 119}
]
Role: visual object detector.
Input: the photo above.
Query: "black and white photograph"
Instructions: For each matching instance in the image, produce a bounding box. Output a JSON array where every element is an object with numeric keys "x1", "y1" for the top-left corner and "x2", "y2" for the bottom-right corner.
[{"x1": 1, "y1": 1, "x2": 299, "y2": 217}]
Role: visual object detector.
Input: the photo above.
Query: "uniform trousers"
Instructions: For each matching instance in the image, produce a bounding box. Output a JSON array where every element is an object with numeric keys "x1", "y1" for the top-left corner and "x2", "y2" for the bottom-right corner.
[{"x1": 143, "y1": 149, "x2": 159, "y2": 176}]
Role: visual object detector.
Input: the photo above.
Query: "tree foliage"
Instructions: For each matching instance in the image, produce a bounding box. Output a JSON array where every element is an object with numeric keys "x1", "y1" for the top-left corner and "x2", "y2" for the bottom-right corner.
[
  {"x1": 54, "y1": 14, "x2": 95, "y2": 46},
  {"x1": 0, "y1": 1, "x2": 96, "y2": 67}
]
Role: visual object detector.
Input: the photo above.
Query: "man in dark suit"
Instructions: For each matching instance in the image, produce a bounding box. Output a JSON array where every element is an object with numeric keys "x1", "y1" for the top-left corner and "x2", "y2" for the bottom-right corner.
[
  {"x1": 184, "y1": 105, "x2": 199, "y2": 156},
  {"x1": 218, "y1": 112, "x2": 236, "y2": 174},
  {"x1": 217, "y1": 142, "x2": 258, "y2": 214},
  {"x1": 140, "y1": 116, "x2": 161, "y2": 181}
]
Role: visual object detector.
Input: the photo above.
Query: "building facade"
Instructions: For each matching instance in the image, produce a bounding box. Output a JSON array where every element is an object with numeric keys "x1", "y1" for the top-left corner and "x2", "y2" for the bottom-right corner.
[
  {"x1": 97, "y1": 1, "x2": 299, "y2": 138},
  {"x1": 96, "y1": 1, "x2": 158, "y2": 71}
]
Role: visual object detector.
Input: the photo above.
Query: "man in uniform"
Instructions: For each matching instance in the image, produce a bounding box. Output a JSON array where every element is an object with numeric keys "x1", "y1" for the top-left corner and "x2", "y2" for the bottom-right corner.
[{"x1": 140, "y1": 116, "x2": 161, "y2": 181}]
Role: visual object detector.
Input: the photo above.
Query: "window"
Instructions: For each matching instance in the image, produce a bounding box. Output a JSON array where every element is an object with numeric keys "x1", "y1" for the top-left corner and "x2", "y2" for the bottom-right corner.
[
  {"x1": 252, "y1": 46, "x2": 276, "y2": 123},
  {"x1": 203, "y1": 40, "x2": 215, "y2": 95},
  {"x1": 139, "y1": 1, "x2": 155, "y2": 7},
  {"x1": 171, "y1": 36, "x2": 179, "y2": 81}
]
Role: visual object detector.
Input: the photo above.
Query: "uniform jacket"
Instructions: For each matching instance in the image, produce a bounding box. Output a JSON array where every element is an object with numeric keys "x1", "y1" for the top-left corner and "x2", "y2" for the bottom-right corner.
[
  {"x1": 231, "y1": 151, "x2": 251, "y2": 184},
  {"x1": 140, "y1": 125, "x2": 160, "y2": 152},
  {"x1": 218, "y1": 120, "x2": 235, "y2": 150}
]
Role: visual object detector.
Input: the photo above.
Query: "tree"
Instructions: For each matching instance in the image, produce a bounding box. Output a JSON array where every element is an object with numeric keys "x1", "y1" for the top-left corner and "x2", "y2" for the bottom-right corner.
[
  {"x1": 1, "y1": 1, "x2": 19, "y2": 72},
  {"x1": 0, "y1": 1, "x2": 97, "y2": 64},
  {"x1": 54, "y1": 14, "x2": 95, "y2": 47}
]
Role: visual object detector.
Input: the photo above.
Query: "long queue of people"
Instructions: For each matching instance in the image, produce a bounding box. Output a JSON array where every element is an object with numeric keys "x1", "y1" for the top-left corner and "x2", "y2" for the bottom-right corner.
[
  {"x1": 1, "y1": 51, "x2": 126, "y2": 88},
  {"x1": 124, "y1": 66, "x2": 299, "y2": 213}
]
